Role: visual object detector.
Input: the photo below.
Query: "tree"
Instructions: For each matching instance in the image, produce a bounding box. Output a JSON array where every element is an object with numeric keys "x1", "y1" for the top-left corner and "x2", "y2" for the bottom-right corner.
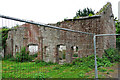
[
  {"x1": 0, "y1": 27, "x2": 10, "y2": 50},
  {"x1": 74, "y1": 8, "x2": 95, "y2": 19},
  {"x1": 115, "y1": 19, "x2": 120, "y2": 50}
]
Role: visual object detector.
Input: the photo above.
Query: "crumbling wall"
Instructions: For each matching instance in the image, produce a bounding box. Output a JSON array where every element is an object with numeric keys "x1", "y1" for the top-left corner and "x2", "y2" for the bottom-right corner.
[
  {"x1": 6, "y1": 27, "x2": 25, "y2": 56},
  {"x1": 5, "y1": 2, "x2": 116, "y2": 63},
  {"x1": 96, "y1": 2, "x2": 116, "y2": 57},
  {"x1": 6, "y1": 24, "x2": 41, "y2": 57}
]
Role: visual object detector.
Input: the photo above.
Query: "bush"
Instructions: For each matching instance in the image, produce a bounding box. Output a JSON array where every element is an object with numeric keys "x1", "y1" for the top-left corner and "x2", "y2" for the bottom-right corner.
[
  {"x1": 30, "y1": 53, "x2": 38, "y2": 60},
  {"x1": 15, "y1": 47, "x2": 32, "y2": 62},
  {"x1": 73, "y1": 54, "x2": 78, "y2": 57},
  {"x1": 103, "y1": 48, "x2": 120, "y2": 62},
  {"x1": 4, "y1": 54, "x2": 12, "y2": 59},
  {"x1": 109, "y1": 69, "x2": 114, "y2": 72},
  {"x1": 71, "y1": 51, "x2": 116, "y2": 68},
  {"x1": 33, "y1": 72, "x2": 46, "y2": 78},
  {"x1": 63, "y1": 63, "x2": 72, "y2": 67},
  {"x1": 35, "y1": 59, "x2": 43, "y2": 64},
  {"x1": 98, "y1": 68, "x2": 107, "y2": 72},
  {"x1": 72, "y1": 55, "x2": 95, "y2": 68},
  {"x1": 53, "y1": 66, "x2": 60, "y2": 70},
  {"x1": 62, "y1": 50, "x2": 66, "y2": 59},
  {"x1": 78, "y1": 71, "x2": 86, "y2": 78},
  {"x1": 8, "y1": 57, "x2": 16, "y2": 61},
  {"x1": 97, "y1": 57, "x2": 113, "y2": 67}
]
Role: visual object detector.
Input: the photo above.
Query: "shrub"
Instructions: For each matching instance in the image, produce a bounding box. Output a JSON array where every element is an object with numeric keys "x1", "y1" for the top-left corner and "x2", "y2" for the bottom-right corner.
[
  {"x1": 97, "y1": 57, "x2": 113, "y2": 67},
  {"x1": 30, "y1": 53, "x2": 38, "y2": 60},
  {"x1": 8, "y1": 57, "x2": 16, "y2": 61},
  {"x1": 72, "y1": 55, "x2": 95, "y2": 68},
  {"x1": 73, "y1": 54, "x2": 78, "y2": 57},
  {"x1": 109, "y1": 69, "x2": 114, "y2": 72},
  {"x1": 47, "y1": 61, "x2": 55, "y2": 65},
  {"x1": 15, "y1": 47, "x2": 32, "y2": 62},
  {"x1": 4, "y1": 54, "x2": 12, "y2": 59},
  {"x1": 35, "y1": 59, "x2": 43, "y2": 64},
  {"x1": 32, "y1": 53, "x2": 38, "y2": 57},
  {"x1": 33, "y1": 72, "x2": 46, "y2": 78},
  {"x1": 53, "y1": 66, "x2": 60, "y2": 70},
  {"x1": 72, "y1": 52, "x2": 115, "y2": 68},
  {"x1": 103, "y1": 48, "x2": 120, "y2": 62},
  {"x1": 62, "y1": 50, "x2": 66, "y2": 59},
  {"x1": 78, "y1": 71, "x2": 85, "y2": 78},
  {"x1": 98, "y1": 68, "x2": 107, "y2": 72},
  {"x1": 63, "y1": 63, "x2": 72, "y2": 67}
]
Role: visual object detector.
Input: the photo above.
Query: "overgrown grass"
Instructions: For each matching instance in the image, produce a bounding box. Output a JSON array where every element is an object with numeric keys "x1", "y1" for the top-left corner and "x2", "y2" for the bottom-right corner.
[
  {"x1": 2, "y1": 60, "x2": 88, "y2": 78},
  {"x1": 2, "y1": 48, "x2": 119, "y2": 78}
]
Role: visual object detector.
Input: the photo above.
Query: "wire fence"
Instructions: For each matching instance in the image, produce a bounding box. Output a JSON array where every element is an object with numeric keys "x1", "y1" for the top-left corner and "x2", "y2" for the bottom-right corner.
[{"x1": 0, "y1": 14, "x2": 120, "y2": 79}]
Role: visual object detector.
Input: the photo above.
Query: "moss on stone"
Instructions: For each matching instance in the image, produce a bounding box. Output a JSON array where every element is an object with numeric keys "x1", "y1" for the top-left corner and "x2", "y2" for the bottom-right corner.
[{"x1": 96, "y1": 2, "x2": 110, "y2": 15}]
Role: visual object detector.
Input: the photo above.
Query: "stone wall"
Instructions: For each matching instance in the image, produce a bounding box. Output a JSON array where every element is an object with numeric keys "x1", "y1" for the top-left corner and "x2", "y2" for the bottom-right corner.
[{"x1": 5, "y1": 2, "x2": 116, "y2": 63}]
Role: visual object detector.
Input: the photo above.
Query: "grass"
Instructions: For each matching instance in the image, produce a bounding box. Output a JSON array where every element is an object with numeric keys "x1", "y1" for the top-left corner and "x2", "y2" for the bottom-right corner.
[
  {"x1": 98, "y1": 68, "x2": 107, "y2": 72},
  {"x1": 2, "y1": 48, "x2": 119, "y2": 78},
  {"x1": 2, "y1": 59, "x2": 117, "y2": 78},
  {"x1": 2, "y1": 60, "x2": 92, "y2": 78}
]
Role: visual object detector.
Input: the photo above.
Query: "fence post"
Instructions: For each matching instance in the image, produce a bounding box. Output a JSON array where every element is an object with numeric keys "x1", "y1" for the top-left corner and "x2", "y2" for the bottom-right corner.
[{"x1": 93, "y1": 34, "x2": 98, "y2": 79}]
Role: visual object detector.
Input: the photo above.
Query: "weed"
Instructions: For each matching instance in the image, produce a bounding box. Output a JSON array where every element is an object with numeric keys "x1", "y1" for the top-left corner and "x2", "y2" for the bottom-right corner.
[
  {"x1": 107, "y1": 72, "x2": 109, "y2": 74},
  {"x1": 15, "y1": 47, "x2": 32, "y2": 62},
  {"x1": 109, "y1": 69, "x2": 114, "y2": 72},
  {"x1": 4, "y1": 54, "x2": 12, "y2": 59},
  {"x1": 98, "y1": 68, "x2": 107, "y2": 72},
  {"x1": 78, "y1": 71, "x2": 85, "y2": 78},
  {"x1": 52, "y1": 65, "x2": 61, "y2": 70}
]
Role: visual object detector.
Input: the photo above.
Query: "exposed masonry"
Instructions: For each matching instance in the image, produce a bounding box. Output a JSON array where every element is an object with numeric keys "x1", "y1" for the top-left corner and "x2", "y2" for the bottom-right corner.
[{"x1": 5, "y1": 2, "x2": 116, "y2": 63}]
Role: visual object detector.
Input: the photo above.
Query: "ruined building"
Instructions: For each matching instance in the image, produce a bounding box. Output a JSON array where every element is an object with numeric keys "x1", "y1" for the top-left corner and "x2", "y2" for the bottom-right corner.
[{"x1": 5, "y1": 2, "x2": 116, "y2": 63}]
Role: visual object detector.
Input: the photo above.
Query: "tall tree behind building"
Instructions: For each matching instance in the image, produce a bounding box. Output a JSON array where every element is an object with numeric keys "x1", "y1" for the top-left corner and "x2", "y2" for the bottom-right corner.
[
  {"x1": 115, "y1": 19, "x2": 120, "y2": 50},
  {"x1": 74, "y1": 8, "x2": 95, "y2": 19}
]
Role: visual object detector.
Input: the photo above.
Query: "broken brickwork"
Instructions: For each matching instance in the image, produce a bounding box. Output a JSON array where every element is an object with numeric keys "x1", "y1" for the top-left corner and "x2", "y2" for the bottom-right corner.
[{"x1": 5, "y1": 2, "x2": 116, "y2": 63}]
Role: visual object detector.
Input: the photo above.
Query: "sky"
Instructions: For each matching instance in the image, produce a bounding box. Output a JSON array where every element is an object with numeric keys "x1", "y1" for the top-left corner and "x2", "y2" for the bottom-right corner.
[{"x1": 0, "y1": 0, "x2": 119, "y2": 24}]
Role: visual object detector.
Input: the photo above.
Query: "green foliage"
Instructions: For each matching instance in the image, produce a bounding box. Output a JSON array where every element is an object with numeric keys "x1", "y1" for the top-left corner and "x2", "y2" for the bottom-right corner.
[
  {"x1": 35, "y1": 59, "x2": 55, "y2": 67},
  {"x1": 78, "y1": 71, "x2": 85, "y2": 78},
  {"x1": 30, "y1": 53, "x2": 38, "y2": 60},
  {"x1": 115, "y1": 21, "x2": 120, "y2": 50},
  {"x1": 63, "y1": 63, "x2": 72, "y2": 67},
  {"x1": 74, "y1": 8, "x2": 95, "y2": 19},
  {"x1": 108, "y1": 69, "x2": 114, "y2": 72},
  {"x1": 0, "y1": 27, "x2": 10, "y2": 49},
  {"x1": 53, "y1": 66, "x2": 60, "y2": 70},
  {"x1": 96, "y1": 2, "x2": 110, "y2": 15},
  {"x1": 72, "y1": 55, "x2": 95, "y2": 68},
  {"x1": 72, "y1": 48, "x2": 119, "y2": 68},
  {"x1": 98, "y1": 68, "x2": 107, "y2": 72},
  {"x1": 8, "y1": 57, "x2": 16, "y2": 61},
  {"x1": 35, "y1": 59, "x2": 43, "y2": 64},
  {"x1": 107, "y1": 72, "x2": 109, "y2": 74},
  {"x1": 33, "y1": 72, "x2": 45, "y2": 78},
  {"x1": 73, "y1": 54, "x2": 78, "y2": 57},
  {"x1": 15, "y1": 47, "x2": 32, "y2": 62},
  {"x1": 12, "y1": 25, "x2": 19, "y2": 29},
  {"x1": 2, "y1": 48, "x2": 118, "y2": 78},
  {"x1": 103, "y1": 48, "x2": 120, "y2": 62},
  {"x1": 4, "y1": 54, "x2": 12, "y2": 59},
  {"x1": 0, "y1": 25, "x2": 19, "y2": 51},
  {"x1": 89, "y1": 13, "x2": 93, "y2": 16},
  {"x1": 116, "y1": 22, "x2": 120, "y2": 34},
  {"x1": 62, "y1": 50, "x2": 66, "y2": 59}
]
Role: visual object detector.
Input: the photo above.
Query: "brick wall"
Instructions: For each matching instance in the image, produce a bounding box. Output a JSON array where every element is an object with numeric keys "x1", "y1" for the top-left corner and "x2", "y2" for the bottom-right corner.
[{"x1": 5, "y1": 2, "x2": 116, "y2": 63}]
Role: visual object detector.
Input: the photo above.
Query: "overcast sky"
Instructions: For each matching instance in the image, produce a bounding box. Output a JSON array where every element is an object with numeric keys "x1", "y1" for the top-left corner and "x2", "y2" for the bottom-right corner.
[{"x1": 0, "y1": 0, "x2": 119, "y2": 24}]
